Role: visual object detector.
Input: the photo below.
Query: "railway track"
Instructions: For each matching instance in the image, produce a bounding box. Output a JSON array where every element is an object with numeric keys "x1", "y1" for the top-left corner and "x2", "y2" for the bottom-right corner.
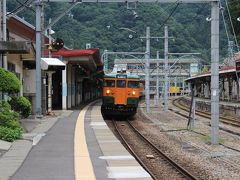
[
  {"x1": 172, "y1": 97, "x2": 240, "y2": 128},
  {"x1": 112, "y1": 119, "x2": 197, "y2": 180}
]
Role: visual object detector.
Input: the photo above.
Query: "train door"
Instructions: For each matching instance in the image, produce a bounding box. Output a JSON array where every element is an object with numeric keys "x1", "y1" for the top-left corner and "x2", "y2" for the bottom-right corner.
[{"x1": 115, "y1": 79, "x2": 127, "y2": 105}]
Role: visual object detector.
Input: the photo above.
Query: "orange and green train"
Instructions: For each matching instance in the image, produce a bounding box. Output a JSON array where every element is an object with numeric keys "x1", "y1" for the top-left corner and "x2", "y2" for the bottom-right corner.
[{"x1": 101, "y1": 72, "x2": 142, "y2": 117}]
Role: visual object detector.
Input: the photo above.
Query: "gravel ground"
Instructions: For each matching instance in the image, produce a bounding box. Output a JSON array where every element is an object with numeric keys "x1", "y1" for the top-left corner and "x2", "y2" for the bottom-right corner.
[{"x1": 137, "y1": 99, "x2": 240, "y2": 180}]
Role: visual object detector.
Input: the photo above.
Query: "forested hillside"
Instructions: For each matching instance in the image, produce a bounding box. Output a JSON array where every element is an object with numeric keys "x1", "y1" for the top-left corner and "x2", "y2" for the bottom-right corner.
[{"x1": 7, "y1": 0, "x2": 239, "y2": 64}]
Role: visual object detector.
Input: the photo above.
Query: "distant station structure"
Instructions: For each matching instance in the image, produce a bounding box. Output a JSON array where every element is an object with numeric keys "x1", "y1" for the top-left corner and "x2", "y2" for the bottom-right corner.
[
  {"x1": 114, "y1": 56, "x2": 200, "y2": 96},
  {"x1": 186, "y1": 53, "x2": 240, "y2": 102}
]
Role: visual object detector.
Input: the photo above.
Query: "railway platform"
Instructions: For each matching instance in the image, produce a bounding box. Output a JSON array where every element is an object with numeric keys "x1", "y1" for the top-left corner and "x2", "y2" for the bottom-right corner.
[{"x1": 0, "y1": 100, "x2": 151, "y2": 180}]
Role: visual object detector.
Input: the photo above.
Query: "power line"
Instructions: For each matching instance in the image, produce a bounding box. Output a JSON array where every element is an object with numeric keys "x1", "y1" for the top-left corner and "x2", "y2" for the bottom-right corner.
[
  {"x1": 159, "y1": 2, "x2": 180, "y2": 30},
  {"x1": 225, "y1": 0, "x2": 239, "y2": 52},
  {"x1": 7, "y1": 0, "x2": 35, "y2": 16}
]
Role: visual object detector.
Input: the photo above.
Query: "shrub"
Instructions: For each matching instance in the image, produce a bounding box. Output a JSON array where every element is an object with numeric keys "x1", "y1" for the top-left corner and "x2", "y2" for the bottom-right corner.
[
  {"x1": 8, "y1": 96, "x2": 32, "y2": 118},
  {"x1": 0, "y1": 100, "x2": 23, "y2": 141},
  {"x1": 0, "y1": 68, "x2": 20, "y2": 93},
  {"x1": 0, "y1": 126, "x2": 22, "y2": 142},
  {"x1": 0, "y1": 100, "x2": 20, "y2": 129}
]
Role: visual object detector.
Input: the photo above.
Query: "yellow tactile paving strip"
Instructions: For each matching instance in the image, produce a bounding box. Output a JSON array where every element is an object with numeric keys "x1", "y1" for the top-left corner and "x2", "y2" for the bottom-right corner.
[{"x1": 74, "y1": 104, "x2": 96, "y2": 180}]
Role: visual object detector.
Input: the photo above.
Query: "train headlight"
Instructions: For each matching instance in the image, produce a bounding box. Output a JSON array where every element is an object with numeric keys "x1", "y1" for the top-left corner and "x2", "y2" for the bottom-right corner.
[
  {"x1": 106, "y1": 90, "x2": 110, "y2": 94},
  {"x1": 132, "y1": 91, "x2": 136, "y2": 95}
]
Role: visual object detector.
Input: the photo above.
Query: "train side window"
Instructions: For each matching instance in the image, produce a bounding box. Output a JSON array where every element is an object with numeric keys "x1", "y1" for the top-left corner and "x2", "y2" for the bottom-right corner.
[
  {"x1": 117, "y1": 80, "x2": 126, "y2": 88},
  {"x1": 128, "y1": 81, "x2": 140, "y2": 88},
  {"x1": 104, "y1": 80, "x2": 115, "y2": 87}
]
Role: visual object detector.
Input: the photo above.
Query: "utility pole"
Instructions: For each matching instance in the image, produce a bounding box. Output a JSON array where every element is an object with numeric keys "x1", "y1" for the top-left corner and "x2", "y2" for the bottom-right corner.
[
  {"x1": 145, "y1": 27, "x2": 150, "y2": 113},
  {"x1": 141, "y1": 28, "x2": 169, "y2": 112},
  {"x1": 156, "y1": 51, "x2": 160, "y2": 106},
  {"x1": 211, "y1": 1, "x2": 220, "y2": 145},
  {"x1": 0, "y1": 0, "x2": 2, "y2": 68},
  {"x1": 35, "y1": 0, "x2": 42, "y2": 116},
  {"x1": 103, "y1": 50, "x2": 108, "y2": 72},
  {"x1": 164, "y1": 26, "x2": 169, "y2": 111},
  {"x1": 2, "y1": 0, "x2": 7, "y2": 70}
]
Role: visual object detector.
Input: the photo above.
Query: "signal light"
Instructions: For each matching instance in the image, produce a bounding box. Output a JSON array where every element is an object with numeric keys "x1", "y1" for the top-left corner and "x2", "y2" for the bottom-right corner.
[
  {"x1": 106, "y1": 90, "x2": 110, "y2": 94},
  {"x1": 52, "y1": 38, "x2": 64, "y2": 50}
]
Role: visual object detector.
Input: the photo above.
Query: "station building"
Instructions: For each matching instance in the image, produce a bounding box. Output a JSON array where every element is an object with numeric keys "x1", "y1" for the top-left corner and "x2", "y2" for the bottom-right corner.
[{"x1": 1, "y1": 15, "x2": 103, "y2": 114}]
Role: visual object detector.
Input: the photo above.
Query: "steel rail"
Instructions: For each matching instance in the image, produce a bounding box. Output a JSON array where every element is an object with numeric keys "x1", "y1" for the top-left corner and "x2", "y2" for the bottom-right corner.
[
  {"x1": 127, "y1": 121, "x2": 197, "y2": 180},
  {"x1": 172, "y1": 97, "x2": 240, "y2": 128},
  {"x1": 113, "y1": 120, "x2": 197, "y2": 180},
  {"x1": 112, "y1": 120, "x2": 158, "y2": 180}
]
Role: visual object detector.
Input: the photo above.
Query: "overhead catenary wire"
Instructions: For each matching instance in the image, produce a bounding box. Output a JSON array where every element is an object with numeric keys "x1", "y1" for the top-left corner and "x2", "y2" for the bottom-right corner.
[
  {"x1": 7, "y1": 0, "x2": 35, "y2": 16},
  {"x1": 225, "y1": 0, "x2": 239, "y2": 52},
  {"x1": 220, "y1": 1, "x2": 230, "y2": 43},
  {"x1": 223, "y1": 0, "x2": 240, "y2": 89},
  {"x1": 159, "y1": 2, "x2": 180, "y2": 30}
]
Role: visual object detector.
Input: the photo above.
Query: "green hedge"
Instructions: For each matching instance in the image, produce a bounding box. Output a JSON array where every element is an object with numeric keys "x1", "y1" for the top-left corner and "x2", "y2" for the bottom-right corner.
[
  {"x1": 0, "y1": 100, "x2": 23, "y2": 142},
  {"x1": 8, "y1": 96, "x2": 32, "y2": 118},
  {"x1": 0, "y1": 126, "x2": 22, "y2": 142},
  {"x1": 0, "y1": 67, "x2": 20, "y2": 93}
]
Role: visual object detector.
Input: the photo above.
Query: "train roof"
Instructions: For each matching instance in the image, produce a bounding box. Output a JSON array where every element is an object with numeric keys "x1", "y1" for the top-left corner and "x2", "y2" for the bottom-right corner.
[{"x1": 104, "y1": 73, "x2": 140, "y2": 79}]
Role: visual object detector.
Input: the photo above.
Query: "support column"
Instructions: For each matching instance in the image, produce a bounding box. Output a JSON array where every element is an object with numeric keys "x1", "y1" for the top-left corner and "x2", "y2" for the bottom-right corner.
[
  {"x1": 156, "y1": 51, "x2": 160, "y2": 106},
  {"x1": 2, "y1": 0, "x2": 7, "y2": 70},
  {"x1": 210, "y1": 1, "x2": 220, "y2": 145},
  {"x1": 164, "y1": 26, "x2": 169, "y2": 111},
  {"x1": 62, "y1": 62, "x2": 67, "y2": 110},
  {"x1": 46, "y1": 71, "x2": 55, "y2": 114},
  {"x1": 35, "y1": 0, "x2": 42, "y2": 116},
  {"x1": 145, "y1": 27, "x2": 150, "y2": 113}
]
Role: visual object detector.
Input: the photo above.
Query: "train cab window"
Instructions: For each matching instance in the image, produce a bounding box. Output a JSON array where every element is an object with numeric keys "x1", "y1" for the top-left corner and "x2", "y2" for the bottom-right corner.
[
  {"x1": 128, "y1": 81, "x2": 140, "y2": 88},
  {"x1": 104, "y1": 80, "x2": 115, "y2": 87},
  {"x1": 117, "y1": 80, "x2": 126, "y2": 88}
]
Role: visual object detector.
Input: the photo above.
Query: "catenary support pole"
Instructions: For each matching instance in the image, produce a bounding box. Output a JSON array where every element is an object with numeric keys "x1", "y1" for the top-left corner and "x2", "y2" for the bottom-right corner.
[
  {"x1": 2, "y1": 0, "x2": 7, "y2": 70},
  {"x1": 35, "y1": 0, "x2": 42, "y2": 116},
  {"x1": 145, "y1": 27, "x2": 150, "y2": 113},
  {"x1": 0, "y1": 1, "x2": 2, "y2": 68},
  {"x1": 211, "y1": 1, "x2": 220, "y2": 145},
  {"x1": 156, "y1": 51, "x2": 160, "y2": 105},
  {"x1": 164, "y1": 26, "x2": 169, "y2": 111}
]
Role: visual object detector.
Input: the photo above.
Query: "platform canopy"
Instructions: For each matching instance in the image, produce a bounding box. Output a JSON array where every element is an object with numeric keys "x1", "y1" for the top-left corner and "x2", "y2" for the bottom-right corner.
[
  {"x1": 50, "y1": 48, "x2": 102, "y2": 72},
  {"x1": 41, "y1": 58, "x2": 66, "y2": 70}
]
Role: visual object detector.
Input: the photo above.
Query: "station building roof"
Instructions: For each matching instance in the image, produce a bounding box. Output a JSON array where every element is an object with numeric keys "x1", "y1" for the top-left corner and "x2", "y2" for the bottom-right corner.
[{"x1": 51, "y1": 48, "x2": 103, "y2": 73}]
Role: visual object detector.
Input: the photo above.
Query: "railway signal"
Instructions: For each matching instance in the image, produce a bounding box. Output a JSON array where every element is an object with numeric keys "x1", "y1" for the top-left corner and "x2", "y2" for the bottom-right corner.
[{"x1": 52, "y1": 38, "x2": 64, "y2": 50}]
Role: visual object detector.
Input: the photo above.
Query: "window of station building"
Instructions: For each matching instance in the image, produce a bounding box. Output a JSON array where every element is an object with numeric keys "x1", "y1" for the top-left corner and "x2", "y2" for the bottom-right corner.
[
  {"x1": 103, "y1": 80, "x2": 115, "y2": 87},
  {"x1": 127, "y1": 64, "x2": 136, "y2": 70},
  {"x1": 117, "y1": 80, "x2": 126, "y2": 88},
  {"x1": 128, "y1": 81, "x2": 139, "y2": 88},
  {"x1": 137, "y1": 64, "x2": 144, "y2": 69},
  {"x1": 8, "y1": 62, "x2": 16, "y2": 73},
  {"x1": 150, "y1": 63, "x2": 156, "y2": 69}
]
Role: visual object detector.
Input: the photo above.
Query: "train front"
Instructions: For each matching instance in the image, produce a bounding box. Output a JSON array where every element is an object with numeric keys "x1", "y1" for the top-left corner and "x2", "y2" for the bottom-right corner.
[{"x1": 101, "y1": 73, "x2": 140, "y2": 118}]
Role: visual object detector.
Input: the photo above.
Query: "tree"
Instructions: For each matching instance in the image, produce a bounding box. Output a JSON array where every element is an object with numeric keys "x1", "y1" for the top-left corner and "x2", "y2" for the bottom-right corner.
[{"x1": 0, "y1": 68, "x2": 20, "y2": 93}]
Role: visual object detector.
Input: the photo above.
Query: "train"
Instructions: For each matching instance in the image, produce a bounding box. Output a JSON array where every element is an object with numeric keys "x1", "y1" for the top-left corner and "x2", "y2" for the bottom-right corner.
[{"x1": 101, "y1": 71, "x2": 142, "y2": 118}]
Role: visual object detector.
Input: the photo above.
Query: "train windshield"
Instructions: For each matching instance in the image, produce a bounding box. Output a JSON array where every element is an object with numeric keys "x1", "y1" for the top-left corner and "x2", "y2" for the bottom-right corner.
[
  {"x1": 128, "y1": 81, "x2": 140, "y2": 88},
  {"x1": 117, "y1": 80, "x2": 126, "y2": 88},
  {"x1": 104, "y1": 80, "x2": 115, "y2": 87}
]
